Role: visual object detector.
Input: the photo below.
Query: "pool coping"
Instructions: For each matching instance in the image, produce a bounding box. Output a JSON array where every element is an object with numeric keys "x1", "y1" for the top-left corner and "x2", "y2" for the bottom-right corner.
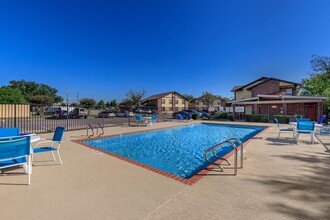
[{"x1": 72, "y1": 123, "x2": 271, "y2": 185}]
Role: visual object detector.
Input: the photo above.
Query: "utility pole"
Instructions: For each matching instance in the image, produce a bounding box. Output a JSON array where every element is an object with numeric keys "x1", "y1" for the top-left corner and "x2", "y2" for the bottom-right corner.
[
  {"x1": 66, "y1": 89, "x2": 69, "y2": 128},
  {"x1": 76, "y1": 92, "x2": 79, "y2": 104}
]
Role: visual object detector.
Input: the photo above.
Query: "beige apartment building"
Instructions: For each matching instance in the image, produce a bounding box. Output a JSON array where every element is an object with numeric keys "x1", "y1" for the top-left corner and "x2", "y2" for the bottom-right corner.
[
  {"x1": 141, "y1": 91, "x2": 189, "y2": 113},
  {"x1": 190, "y1": 96, "x2": 226, "y2": 111},
  {"x1": 230, "y1": 77, "x2": 326, "y2": 121}
]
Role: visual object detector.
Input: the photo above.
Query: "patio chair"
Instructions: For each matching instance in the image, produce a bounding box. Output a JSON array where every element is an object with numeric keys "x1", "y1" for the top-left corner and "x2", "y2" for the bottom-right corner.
[
  {"x1": 296, "y1": 121, "x2": 315, "y2": 144},
  {"x1": 317, "y1": 115, "x2": 326, "y2": 124},
  {"x1": 136, "y1": 114, "x2": 146, "y2": 126},
  {"x1": 151, "y1": 115, "x2": 157, "y2": 124},
  {"x1": 32, "y1": 127, "x2": 65, "y2": 165},
  {"x1": 315, "y1": 126, "x2": 330, "y2": 151},
  {"x1": 0, "y1": 127, "x2": 20, "y2": 138},
  {"x1": 177, "y1": 114, "x2": 190, "y2": 123},
  {"x1": 296, "y1": 118, "x2": 310, "y2": 122},
  {"x1": 274, "y1": 118, "x2": 294, "y2": 138},
  {"x1": 0, "y1": 136, "x2": 31, "y2": 185}
]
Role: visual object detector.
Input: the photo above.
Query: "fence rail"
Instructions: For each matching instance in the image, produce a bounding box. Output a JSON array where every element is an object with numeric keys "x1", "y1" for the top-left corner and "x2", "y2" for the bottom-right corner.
[{"x1": 0, "y1": 104, "x2": 172, "y2": 134}]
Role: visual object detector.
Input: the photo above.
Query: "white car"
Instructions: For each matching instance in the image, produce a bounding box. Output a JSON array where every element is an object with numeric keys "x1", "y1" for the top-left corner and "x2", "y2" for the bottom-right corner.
[{"x1": 116, "y1": 111, "x2": 134, "y2": 117}]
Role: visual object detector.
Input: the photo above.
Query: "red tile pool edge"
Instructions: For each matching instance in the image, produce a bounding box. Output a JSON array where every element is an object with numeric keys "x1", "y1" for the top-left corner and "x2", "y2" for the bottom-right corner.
[{"x1": 72, "y1": 124, "x2": 271, "y2": 185}]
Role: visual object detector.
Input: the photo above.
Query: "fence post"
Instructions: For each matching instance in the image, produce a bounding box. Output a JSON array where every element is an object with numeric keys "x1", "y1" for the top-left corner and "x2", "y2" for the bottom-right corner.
[{"x1": 14, "y1": 103, "x2": 17, "y2": 127}]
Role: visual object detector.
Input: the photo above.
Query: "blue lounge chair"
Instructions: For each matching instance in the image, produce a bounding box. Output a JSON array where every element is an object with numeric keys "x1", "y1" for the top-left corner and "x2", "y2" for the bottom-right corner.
[
  {"x1": 0, "y1": 136, "x2": 31, "y2": 185},
  {"x1": 315, "y1": 126, "x2": 330, "y2": 150},
  {"x1": 0, "y1": 127, "x2": 20, "y2": 138},
  {"x1": 296, "y1": 118, "x2": 310, "y2": 122},
  {"x1": 151, "y1": 115, "x2": 157, "y2": 124},
  {"x1": 177, "y1": 114, "x2": 190, "y2": 123},
  {"x1": 274, "y1": 118, "x2": 294, "y2": 138},
  {"x1": 296, "y1": 121, "x2": 315, "y2": 144},
  {"x1": 136, "y1": 114, "x2": 146, "y2": 126},
  {"x1": 32, "y1": 127, "x2": 65, "y2": 165},
  {"x1": 317, "y1": 115, "x2": 326, "y2": 124}
]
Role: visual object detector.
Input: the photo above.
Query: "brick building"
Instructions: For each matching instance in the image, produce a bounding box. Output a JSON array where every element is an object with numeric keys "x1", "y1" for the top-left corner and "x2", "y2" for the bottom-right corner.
[
  {"x1": 141, "y1": 91, "x2": 189, "y2": 114},
  {"x1": 190, "y1": 96, "x2": 226, "y2": 111},
  {"x1": 230, "y1": 77, "x2": 327, "y2": 121}
]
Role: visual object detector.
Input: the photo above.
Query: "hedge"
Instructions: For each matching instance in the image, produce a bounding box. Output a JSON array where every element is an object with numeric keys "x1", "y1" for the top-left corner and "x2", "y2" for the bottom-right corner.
[
  {"x1": 273, "y1": 115, "x2": 289, "y2": 124},
  {"x1": 245, "y1": 114, "x2": 268, "y2": 122}
]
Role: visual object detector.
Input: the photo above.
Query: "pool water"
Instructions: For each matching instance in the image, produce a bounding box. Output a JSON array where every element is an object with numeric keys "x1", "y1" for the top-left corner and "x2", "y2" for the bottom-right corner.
[{"x1": 83, "y1": 124, "x2": 265, "y2": 179}]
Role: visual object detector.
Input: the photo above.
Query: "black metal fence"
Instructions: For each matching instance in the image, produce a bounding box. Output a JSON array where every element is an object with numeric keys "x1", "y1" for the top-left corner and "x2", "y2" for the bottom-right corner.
[{"x1": 0, "y1": 104, "x2": 172, "y2": 134}]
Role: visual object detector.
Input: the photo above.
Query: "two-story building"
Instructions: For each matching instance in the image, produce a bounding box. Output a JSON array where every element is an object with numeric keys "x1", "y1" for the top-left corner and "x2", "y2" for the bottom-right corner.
[
  {"x1": 141, "y1": 91, "x2": 189, "y2": 114},
  {"x1": 230, "y1": 77, "x2": 327, "y2": 121},
  {"x1": 190, "y1": 96, "x2": 226, "y2": 111}
]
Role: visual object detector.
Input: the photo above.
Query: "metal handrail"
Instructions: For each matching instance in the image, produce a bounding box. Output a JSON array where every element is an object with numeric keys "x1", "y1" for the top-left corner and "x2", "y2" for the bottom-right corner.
[
  {"x1": 204, "y1": 138, "x2": 243, "y2": 175},
  {"x1": 87, "y1": 124, "x2": 94, "y2": 138},
  {"x1": 97, "y1": 123, "x2": 104, "y2": 136},
  {"x1": 226, "y1": 138, "x2": 244, "y2": 169}
]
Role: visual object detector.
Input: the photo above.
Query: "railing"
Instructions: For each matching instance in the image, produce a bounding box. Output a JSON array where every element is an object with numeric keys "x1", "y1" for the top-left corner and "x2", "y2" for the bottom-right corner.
[
  {"x1": 0, "y1": 104, "x2": 173, "y2": 134},
  {"x1": 204, "y1": 138, "x2": 243, "y2": 175}
]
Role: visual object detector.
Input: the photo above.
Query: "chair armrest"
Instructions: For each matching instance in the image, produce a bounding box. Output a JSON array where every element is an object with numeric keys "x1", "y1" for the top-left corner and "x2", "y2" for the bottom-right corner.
[{"x1": 33, "y1": 140, "x2": 53, "y2": 149}]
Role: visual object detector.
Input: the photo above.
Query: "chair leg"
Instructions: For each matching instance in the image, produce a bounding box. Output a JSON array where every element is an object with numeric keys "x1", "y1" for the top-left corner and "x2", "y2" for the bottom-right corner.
[
  {"x1": 51, "y1": 151, "x2": 56, "y2": 161},
  {"x1": 57, "y1": 150, "x2": 62, "y2": 165},
  {"x1": 27, "y1": 155, "x2": 31, "y2": 185},
  {"x1": 296, "y1": 134, "x2": 299, "y2": 144}
]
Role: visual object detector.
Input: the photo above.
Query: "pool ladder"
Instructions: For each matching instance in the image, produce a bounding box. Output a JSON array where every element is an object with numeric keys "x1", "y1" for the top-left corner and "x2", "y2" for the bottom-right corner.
[
  {"x1": 87, "y1": 123, "x2": 104, "y2": 138},
  {"x1": 204, "y1": 138, "x2": 243, "y2": 175}
]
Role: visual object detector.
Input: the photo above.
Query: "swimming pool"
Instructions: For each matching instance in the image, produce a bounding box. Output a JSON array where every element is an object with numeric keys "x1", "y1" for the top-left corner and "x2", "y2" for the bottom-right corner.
[{"x1": 83, "y1": 124, "x2": 265, "y2": 179}]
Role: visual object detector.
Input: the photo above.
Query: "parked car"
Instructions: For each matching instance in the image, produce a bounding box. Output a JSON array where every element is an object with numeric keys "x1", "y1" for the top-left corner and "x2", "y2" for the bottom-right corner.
[
  {"x1": 196, "y1": 110, "x2": 209, "y2": 117},
  {"x1": 44, "y1": 107, "x2": 61, "y2": 115},
  {"x1": 116, "y1": 111, "x2": 134, "y2": 117},
  {"x1": 52, "y1": 110, "x2": 69, "y2": 119},
  {"x1": 172, "y1": 111, "x2": 190, "y2": 119},
  {"x1": 98, "y1": 111, "x2": 116, "y2": 118},
  {"x1": 70, "y1": 108, "x2": 88, "y2": 119},
  {"x1": 183, "y1": 109, "x2": 203, "y2": 117}
]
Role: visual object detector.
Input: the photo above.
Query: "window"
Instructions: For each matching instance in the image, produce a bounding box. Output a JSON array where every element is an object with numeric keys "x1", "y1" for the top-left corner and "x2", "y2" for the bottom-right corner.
[
  {"x1": 286, "y1": 88, "x2": 293, "y2": 95},
  {"x1": 196, "y1": 101, "x2": 199, "y2": 105},
  {"x1": 169, "y1": 107, "x2": 173, "y2": 111},
  {"x1": 182, "y1": 100, "x2": 185, "y2": 104},
  {"x1": 175, "y1": 107, "x2": 179, "y2": 111},
  {"x1": 162, "y1": 99, "x2": 165, "y2": 104},
  {"x1": 169, "y1": 99, "x2": 172, "y2": 104},
  {"x1": 175, "y1": 100, "x2": 178, "y2": 104},
  {"x1": 203, "y1": 101, "x2": 206, "y2": 105},
  {"x1": 162, "y1": 107, "x2": 165, "y2": 112}
]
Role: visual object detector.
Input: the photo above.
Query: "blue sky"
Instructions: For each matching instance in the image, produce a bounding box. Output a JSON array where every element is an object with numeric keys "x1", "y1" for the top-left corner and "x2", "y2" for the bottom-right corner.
[{"x1": 0, "y1": 0, "x2": 329, "y2": 103}]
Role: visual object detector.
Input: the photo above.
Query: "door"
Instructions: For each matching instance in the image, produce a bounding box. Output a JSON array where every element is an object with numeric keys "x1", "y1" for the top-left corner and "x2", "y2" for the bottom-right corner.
[{"x1": 305, "y1": 105, "x2": 317, "y2": 121}]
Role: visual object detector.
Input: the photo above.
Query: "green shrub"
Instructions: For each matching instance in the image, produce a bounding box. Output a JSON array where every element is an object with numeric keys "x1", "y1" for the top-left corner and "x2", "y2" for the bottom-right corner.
[
  {"x1": 191, "y1": 114, "x2": 198, "y2": 120},
  {"x1": 228, "y1": 114, "x2": 235, "y2": 121},
  {"x1": 245, "y1": 114, "x2": 268, "y2": 122},
  {"x1": 273, "y1": 115, "x2": 289, "y2": 124},
  {"x1": 214, "y1": 112, "x2": 228, "y2": 119}
]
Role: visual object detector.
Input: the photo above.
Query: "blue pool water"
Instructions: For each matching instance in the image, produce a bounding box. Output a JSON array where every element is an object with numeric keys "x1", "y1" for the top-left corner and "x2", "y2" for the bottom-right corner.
[{"x1": 83, "y1": 124, "x2": 265, "y2": 179}]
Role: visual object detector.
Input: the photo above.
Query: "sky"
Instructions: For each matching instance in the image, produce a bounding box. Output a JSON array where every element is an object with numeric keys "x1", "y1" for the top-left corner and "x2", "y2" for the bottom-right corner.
[{"x1": 0, "y1": 0, "x2": 329, "y2": 103}]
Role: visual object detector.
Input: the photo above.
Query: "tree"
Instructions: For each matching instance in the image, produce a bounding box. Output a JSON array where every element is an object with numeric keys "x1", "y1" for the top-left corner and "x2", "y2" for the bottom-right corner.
[
  {"x1": 183, "y1": 94, "x2": 195, "y2": 102},
  {"x1": 0, "y1": 87, "x2": 26, "y2": 104},
  {"x1": 29, "y1": 95, "x2": 54, "y2": 106},
  {"x1": 125, "y1": 89, "x2": 146, "y2": 108},
  {"x1": 301, "y1": 55, "x2": 330, "y2": 117},
  {"x1": 80, "y1": 98, "x2": 96, "y2": 109},
  {"x1": 109, "y1": 99, "x2": 118, "y2": 108},
  {"x1": 200, "y1": 92, "x2": 218, "y2": 109},
  {"x1": 97, "y1": 100, "x2": 105, "y2": 109},
  {"x1": 8, "y1": 80, "x2": 63, "y2": 103},
  {"x1": 70, "y1": 102, "x2": 77, "y2": 107}
]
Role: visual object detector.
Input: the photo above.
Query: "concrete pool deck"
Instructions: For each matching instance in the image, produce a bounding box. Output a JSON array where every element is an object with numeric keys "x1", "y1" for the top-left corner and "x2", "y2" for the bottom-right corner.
[{"x1": 0, "y1": 121, "x2": 329, "y2": 219}]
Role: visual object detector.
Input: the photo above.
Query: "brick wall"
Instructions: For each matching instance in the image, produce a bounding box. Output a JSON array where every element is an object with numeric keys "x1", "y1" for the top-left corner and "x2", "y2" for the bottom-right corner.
[{"x1": 251, "y1": 80, "x2": 280, "y2": 97}]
